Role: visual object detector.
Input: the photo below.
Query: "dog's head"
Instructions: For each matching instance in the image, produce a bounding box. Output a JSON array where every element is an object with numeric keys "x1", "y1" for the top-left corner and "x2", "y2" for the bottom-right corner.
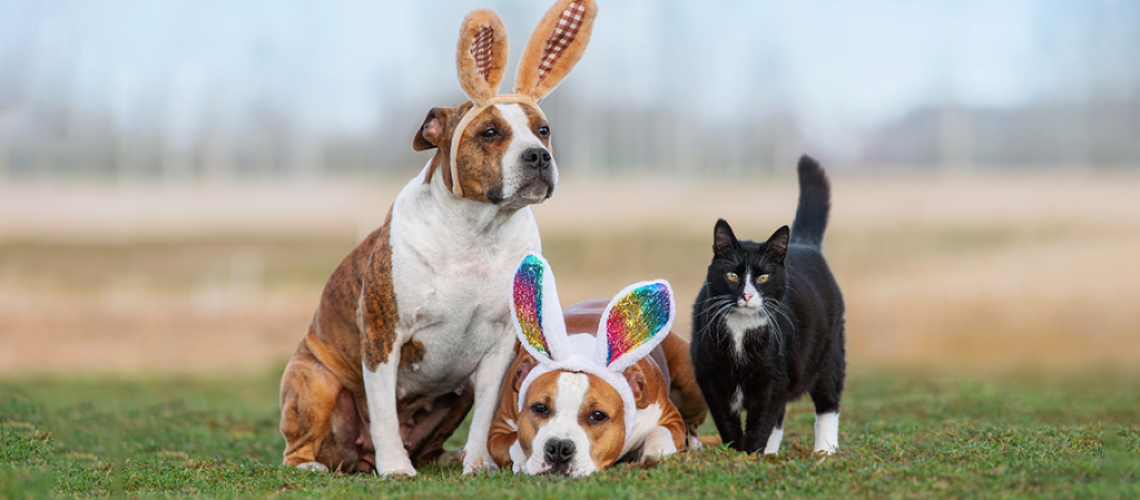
[
  {"x1": 413, "y1": 0, "x2": 598, "y2": 208},
  {"x1": 509, "y1": 253, "x2": 675, "y2": 477}
]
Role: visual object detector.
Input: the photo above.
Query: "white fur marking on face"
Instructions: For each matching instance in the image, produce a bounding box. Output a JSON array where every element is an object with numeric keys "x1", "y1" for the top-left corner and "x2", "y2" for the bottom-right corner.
[
  {"x1": 814, "y1": 412, "x2": 839, "y2": 454},
  {"x1": 738, "y1": 272, "x2": 762, "y2": 309},
  {"x1": 729, "y1": 386, "x2": 744, "y2": 414},
  {"x1": 524, "y1": 372, "x2": 596, "y2": 477},
  {"x1": 495, "y1": 103, "x2": 557, "y2": 202},
  {"x1": 296, "y1": 461, "x2": 328, "y2": 472},
  {"x1": 764, "y1": 425, "x2": 783, "y2": 455}
]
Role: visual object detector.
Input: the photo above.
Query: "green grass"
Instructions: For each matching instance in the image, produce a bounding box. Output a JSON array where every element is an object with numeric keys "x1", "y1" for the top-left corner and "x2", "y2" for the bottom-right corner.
[{"x1": 2, "y1": 371, "x2": 1137, "y2": 499}]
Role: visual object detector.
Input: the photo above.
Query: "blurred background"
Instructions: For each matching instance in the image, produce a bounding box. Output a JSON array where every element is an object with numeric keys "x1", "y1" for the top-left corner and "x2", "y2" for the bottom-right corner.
[{"x1": 0, "y1": 0, "x2": 1138, "y2": 375}]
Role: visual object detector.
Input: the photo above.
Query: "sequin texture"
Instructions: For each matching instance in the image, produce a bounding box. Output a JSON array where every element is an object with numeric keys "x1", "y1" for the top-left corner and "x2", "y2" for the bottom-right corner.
[
  {"x1": 606, "y1": 283, "x2": 671, "y2": 364},
  {"x1": 513, "y1": 254, "x2": 549, "y2": 357}
]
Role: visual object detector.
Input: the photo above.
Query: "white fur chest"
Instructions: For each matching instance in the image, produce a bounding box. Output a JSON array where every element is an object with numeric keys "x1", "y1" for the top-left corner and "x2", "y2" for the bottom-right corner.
[{"x1": 387, "y1": 168, "x2": 542, "y2": 398}]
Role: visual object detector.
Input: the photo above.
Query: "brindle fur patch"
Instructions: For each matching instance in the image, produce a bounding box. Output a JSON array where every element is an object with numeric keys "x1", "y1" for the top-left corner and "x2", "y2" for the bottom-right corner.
[{"x1": 362, "y1": 209, "x2": 398, "y2": 371}]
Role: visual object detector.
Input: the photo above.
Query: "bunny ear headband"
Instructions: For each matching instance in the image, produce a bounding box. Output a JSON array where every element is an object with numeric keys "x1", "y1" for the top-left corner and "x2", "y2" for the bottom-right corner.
[
  {"x1": 510, "y1": 253, "x2": 675, "y2": 439},
  {"x1": 449, "y1": 0, "x2": 598, "y2": 198}
]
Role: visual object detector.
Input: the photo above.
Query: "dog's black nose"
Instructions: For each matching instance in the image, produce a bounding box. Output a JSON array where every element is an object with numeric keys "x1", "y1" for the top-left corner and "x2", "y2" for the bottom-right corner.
[
  {"x1": 544, "y1": 438, "x2": 576, "y2": 464},
  {"x1": 522, "y1": 147, "x2": 552, "y2": 170}
]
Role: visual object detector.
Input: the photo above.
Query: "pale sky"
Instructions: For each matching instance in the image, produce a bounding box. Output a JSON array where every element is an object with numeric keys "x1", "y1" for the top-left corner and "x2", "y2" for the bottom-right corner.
[{"x1": 0, "y1": 0, "x2": 1136, "y2": 157}]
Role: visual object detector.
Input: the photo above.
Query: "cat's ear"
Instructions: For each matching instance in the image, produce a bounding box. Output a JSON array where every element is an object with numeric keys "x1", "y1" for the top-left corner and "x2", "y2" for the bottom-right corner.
[
  {"x1": 511, "y1": 253, "x2": 570, "y2": 364},
  {"x1": 765, "y1": 225, "x2": 790, "y2": 263},
  {"x1": 594, "y1": 280, "x2": 675, "y2": 373},
  {"x1": 713, "y1": 219, "x2": 740, "y2": 256}
]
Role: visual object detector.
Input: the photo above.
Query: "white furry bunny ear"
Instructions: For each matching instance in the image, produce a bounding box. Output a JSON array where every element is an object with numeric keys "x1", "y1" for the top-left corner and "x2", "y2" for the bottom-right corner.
[
  {"x1": 510, "y1": 253, "x2": 570, "y2": 364},
  {"x1": 593, "y1": 280, "x2": 676, "y2": 373},
  {"x1": 456, "y1": 9, "x2": 510, "y2": 106},
  {"x1": 514, "y1": 0, "x2": 598, "y2": 102}
]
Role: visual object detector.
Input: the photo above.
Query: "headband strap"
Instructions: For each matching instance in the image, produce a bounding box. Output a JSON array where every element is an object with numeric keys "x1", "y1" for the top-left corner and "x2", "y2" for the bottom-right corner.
[{"x1": 447, "y1": 95, "x2": 545, "y2": 198}]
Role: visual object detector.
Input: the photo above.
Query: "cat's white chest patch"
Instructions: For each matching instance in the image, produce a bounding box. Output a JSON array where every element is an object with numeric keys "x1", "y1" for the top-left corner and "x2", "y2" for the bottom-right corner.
[{"x1": 724, "y1": 309, "x2": 766, "y2": 358}]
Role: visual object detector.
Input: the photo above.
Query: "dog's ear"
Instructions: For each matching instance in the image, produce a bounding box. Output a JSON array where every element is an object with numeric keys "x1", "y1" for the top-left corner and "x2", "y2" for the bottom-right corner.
[
  {"x1": 456, "y1": 9, "x2": 509, "y2": 105},
  {"x1": 413, "y1": 107, "x2": 449, "y2": 151},
  {"x1": 623, "y1": 368, "x2": 650, "y2": 408},
  {"x1": 510, "y1": 253, "x2": 570, "y2": 364},
  {"x1": 514, "y1": 0, "x2": 598, "y2": 102},
  {"x1": 594, "y1": 280, "x2": 675, "y2": 373},
  {"x1": 513, "y1": 358, "x2": 536, "y2": 393}
]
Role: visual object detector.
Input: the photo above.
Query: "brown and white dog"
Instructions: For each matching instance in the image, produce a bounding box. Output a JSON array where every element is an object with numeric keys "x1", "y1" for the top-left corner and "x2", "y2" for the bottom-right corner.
[
  {"x1": 486, "y1": 254, "x2": 708, "y2": 476},
  {"x1": 278, "y1": 1, "x2": 598, "y2": 477}
]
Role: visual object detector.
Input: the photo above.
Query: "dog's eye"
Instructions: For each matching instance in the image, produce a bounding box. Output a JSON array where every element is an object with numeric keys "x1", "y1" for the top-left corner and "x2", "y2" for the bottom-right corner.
[
  {"x1": 588, "y1": 411, "x2": 608, "y2": 423},
  {"x1": 480, "y1": 128, "x2": 499, "y2": 138},
  {"x1": 530, "y1": 403, "x2": 550, "y2": 417},
  {"x1": 757, "y1": 274, "x2": 769, "y2": 284},
  {"x1": 537, "y1": 126, "x2": 550, "y2": 139},
  {"x1": 726, "y1": 272, "x2": 738, "y2": 282}
]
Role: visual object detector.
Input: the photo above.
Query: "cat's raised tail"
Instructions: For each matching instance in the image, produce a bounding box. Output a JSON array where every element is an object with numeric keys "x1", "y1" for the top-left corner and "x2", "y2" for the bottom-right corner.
[{"x1": 790, "y1": 155, "x2": 831, "y2": 248}]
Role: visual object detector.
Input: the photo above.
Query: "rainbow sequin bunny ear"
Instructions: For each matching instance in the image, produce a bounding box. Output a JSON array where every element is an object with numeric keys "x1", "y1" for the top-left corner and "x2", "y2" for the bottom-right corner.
[
  {"x1": 510, "y1": 253, "x2": 570, "y2": 364},
  {"x1": 593, "y1": 280, "x2": 676, "y2": 373}
]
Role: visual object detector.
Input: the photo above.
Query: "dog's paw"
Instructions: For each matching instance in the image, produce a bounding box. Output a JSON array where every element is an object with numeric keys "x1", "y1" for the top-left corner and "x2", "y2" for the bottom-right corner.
[
  {"x1": 376, "y1": 457, "x2": 417, "y2": 478},
  {"x1": 641, "y1": 427, "x2": 678, "y2": 461},
  {"x1": 462, "y1": 450, "x2": 499, "y2": 475},
  {"x1": 296, "y1": 461, "x2": 329, "y2": 472},
  {"x1": 508, "y1": 440, "x2": 527, "y2": 474}
]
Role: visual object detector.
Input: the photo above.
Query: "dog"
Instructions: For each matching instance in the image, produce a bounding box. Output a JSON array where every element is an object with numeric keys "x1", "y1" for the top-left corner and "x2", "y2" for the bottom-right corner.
[
  {"x1": 486, "y1": 254, "x2": 708, "y2": 476},
  {"x1": 278, "y1": 0, "x2": 598, "y2": 477}
]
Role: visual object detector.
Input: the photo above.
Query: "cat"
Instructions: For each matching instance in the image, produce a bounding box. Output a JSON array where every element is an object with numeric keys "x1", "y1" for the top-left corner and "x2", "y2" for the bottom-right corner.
[{"x1": 690, "y1": 155, "x2": 846, "y2": 455}]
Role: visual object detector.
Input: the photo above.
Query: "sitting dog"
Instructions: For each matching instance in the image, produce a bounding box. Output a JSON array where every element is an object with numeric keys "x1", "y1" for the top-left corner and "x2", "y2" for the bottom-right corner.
[
  {"x1": 487, "y1": 254, "x2": 708, "y2": 476},
  {"x1": 278, "y1": 0, "x2": 598, "y2": 477}
]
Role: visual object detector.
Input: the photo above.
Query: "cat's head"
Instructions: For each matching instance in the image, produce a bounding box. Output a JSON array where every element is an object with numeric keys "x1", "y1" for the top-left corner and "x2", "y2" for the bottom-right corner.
[{"x1": 704, "y1": 218, "x2": 790, "y2": 324}]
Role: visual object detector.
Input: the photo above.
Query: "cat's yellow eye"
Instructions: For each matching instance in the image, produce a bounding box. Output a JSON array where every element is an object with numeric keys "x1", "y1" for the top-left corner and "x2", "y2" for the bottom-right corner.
[
  {"x1": 757, "y1": 274, "x2": 770, "y2": 284},
  {"x1": 726, "y1": 272, "x2": 739, "y2": 282}
]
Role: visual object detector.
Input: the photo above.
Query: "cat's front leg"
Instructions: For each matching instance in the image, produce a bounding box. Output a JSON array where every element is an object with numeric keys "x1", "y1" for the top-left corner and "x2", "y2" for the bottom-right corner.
[
  {"x1": 696, "y1": 374, "x2": 743, "y2": 450},
  {"x1": 741, "y1": 394, "x2": 785, "y2": 454}
]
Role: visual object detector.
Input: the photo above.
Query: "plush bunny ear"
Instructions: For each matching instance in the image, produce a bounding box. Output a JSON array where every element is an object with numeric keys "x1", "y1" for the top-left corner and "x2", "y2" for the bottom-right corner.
[
  {"x1": 511, "y1": 253, "x2": 570, "y2": 364},
  {"x1": 513, "y1": 0, "x2": 598, "y2": 102},
  {"x1": 456, "y1": 9, "x2": 510, "y2": 105},
  {"x1": 594, "y1": 280, "x2": 675, "y2": 373}
]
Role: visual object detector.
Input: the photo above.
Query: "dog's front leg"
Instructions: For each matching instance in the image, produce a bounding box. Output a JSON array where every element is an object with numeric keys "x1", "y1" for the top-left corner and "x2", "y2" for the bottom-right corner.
[
  {"x1": 462, "y1": 333, "x2": 516, "y2": 474},
  {"x1": 362, "y1": 347, "x2": 416, "y2": 477}
]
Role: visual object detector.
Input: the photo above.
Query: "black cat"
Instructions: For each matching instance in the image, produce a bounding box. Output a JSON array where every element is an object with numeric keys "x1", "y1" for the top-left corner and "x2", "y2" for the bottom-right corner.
[{"x1": 690, "y1": 155, "x2": 845, "y2": 455}]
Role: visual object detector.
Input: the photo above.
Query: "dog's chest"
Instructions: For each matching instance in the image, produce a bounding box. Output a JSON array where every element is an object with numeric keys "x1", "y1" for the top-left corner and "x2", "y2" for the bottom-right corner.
[{"x1": 386, "y1": 180, "x2": 541, "y2": 396}]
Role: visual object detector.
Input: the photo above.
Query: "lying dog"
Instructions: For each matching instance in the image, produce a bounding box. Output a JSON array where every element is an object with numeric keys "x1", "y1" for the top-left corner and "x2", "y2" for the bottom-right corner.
[
  {"x1": 278, "y1": 0, "x2": 598, "y2": 477},
  {"x1": 487, "y1": 254, "x2": 708, "y2": 476}
]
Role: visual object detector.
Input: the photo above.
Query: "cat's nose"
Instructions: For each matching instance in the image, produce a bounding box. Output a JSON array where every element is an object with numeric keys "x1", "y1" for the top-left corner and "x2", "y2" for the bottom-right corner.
[{"x1": 743, "y1": 294, "x2": 753, "y2": 302}]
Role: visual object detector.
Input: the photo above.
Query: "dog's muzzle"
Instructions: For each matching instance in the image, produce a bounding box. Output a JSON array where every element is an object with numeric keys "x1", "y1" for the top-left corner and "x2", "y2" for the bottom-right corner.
[{"x1": 542, "y1": 438, "x2": 576, "y2": 476}]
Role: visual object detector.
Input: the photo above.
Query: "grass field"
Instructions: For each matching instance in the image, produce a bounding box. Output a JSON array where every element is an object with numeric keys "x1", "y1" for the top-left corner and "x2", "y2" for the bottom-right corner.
[
  {"x1": 2, "y1": 371, "x2": 1137, "y2": 499},
  {"x1": 1, "y1": 174, "x2": 1139, "y2": 497}
]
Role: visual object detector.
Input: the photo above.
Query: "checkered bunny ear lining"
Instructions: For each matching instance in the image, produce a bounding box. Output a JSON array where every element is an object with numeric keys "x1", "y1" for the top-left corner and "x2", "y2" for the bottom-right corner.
[
  {"x1": 536, "y1": 1, "x2": 587, "y2": 84},
  {"x1": 514, "y1": 0, "x2": 598, "y2": 101}
]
